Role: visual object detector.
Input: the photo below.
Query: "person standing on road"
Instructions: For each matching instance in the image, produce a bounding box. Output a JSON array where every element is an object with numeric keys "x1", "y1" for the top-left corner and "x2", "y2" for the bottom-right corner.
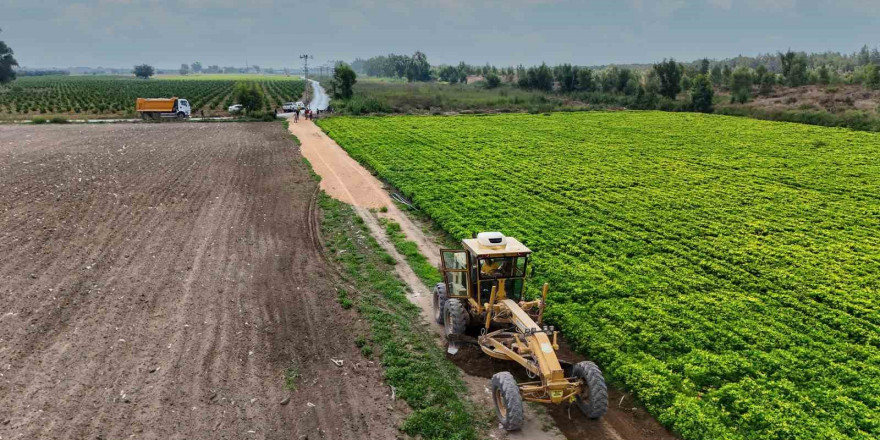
[{"x1": 294, "y1": 109, "x2": 299, "y2": 123}]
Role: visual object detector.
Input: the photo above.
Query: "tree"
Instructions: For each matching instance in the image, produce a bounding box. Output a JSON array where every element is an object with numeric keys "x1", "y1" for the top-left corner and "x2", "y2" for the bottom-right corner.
[
  {"x1": 252, "y1": 65, "x2": 260, "y2": 73},
  {"x1": 133, "y1": 64, "x2": 154, "y2": 79},
  {"x1": 527, "y1": 63, "x2": 554, "y2": 91},
  {"x1": 329, "y1": 62, "x2": 357, "y2": 99},
  {"x1": 599, "y1": 66, "x2": 619, "y2": 93},
  {"x1": 576, "y1": 68, "x2": 594, "y2": 92},
  {"x1": 759, "y1": 71, "x2": 776, "y2": 96},
  {"x1": 700, "y1": 58, "x2": 710, "y2": 75},
  {"x1": 858, "y1": 45, "x2": 871, "y2": 66},
  {"x1": 191, "y1": 62, "x2": 202, "y2": 73},
  {"x1": 179, "y1": 63, "x2": 190, "y2": 75},
  {"x1": 721, "y1": 65, "x2": 732, "y2": 88},
  {"x1": 485, "y1": 72, "x2": 501, "y2": 89},
  {"x1": 710, "y1": 65, "x2": 723, "y2": 86},
  {"x1": 690, "y1": 74, "x2": 714, "y2": 113},
  {"x1": 405, "y1": 51, "x2": 431, "y2": 82},
  {"x1": 616, "y1": 68, "x2": 633, "y2": 94},
  {"x1": 729, "y1": 67, "x2": 753, "y2": 104},
  {"x1": 455, "y1": 61, "x2": 468, "y2": 83},
  {"x1": 653, "y1": 59, "x2": 682, "y2": 99},
  {"x1": 680, "y1": 75, "x2": 693, "y2": 93},
  {"x1": 234, "y1": 82, "x2": 264, "y2": 113},
  {"x1": 817, "y1": 64, "x2": 830, "y2": 85},
  {"x1": 779, "y1": 50, "x2": 807, "y2": 87},
  {"x1": 0, "y1": 29, "x2": 19, "y2": 85},
  {"x1": 865, "y1": 64, "x2": 880, "y2": 90},
  {"x1": 555, "y1": 64, "x2": 576, "y2": 93},
  {"x1": 438, "y1": 65, "x2": 453, "y2": 83}
]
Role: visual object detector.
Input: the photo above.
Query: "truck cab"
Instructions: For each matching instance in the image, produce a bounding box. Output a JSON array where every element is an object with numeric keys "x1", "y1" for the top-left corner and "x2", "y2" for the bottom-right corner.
[{"x1": 174, "y1": 99, "x2": 191, "y2": 117}]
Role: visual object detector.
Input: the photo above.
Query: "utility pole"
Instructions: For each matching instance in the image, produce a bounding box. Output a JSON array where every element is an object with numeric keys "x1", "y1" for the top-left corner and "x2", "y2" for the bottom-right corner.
[{"x1": 298, "y1": 54, "x2": 313, "y2": 80}]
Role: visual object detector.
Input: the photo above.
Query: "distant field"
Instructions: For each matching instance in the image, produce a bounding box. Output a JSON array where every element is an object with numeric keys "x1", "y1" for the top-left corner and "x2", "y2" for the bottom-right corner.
[
  {"x1": 0, "y1": 75, "x2": 304, "y2": 120},
  {"x1": 153, "y1": 74, "x2": 301, "y2": 81},
  {"x1": 318, "y1": 112, "x2": 880, "y2": 440}
]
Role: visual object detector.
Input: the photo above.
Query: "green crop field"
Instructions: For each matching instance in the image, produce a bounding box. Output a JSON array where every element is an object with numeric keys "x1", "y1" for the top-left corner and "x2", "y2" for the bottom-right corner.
[
  {"x1": 317, "y1": 112, "x2": 880, "y2": 440},
  {"x1": 0, "y1": 75, "x2": 304, "y2": 119}
]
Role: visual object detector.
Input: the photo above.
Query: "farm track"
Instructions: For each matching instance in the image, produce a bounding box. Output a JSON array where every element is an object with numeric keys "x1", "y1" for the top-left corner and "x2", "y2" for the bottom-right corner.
[{"x1": 0, "y1": 123, "x2": 399, "y2": 439}]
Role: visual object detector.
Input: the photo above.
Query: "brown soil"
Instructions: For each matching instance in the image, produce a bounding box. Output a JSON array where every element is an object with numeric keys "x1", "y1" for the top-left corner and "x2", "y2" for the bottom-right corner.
[
  {"x1": 292, "y1": 119, "x2": 679, "y2": 440},
  {"x1": 737, "y1": 84, "x2": 880, "y2": 114},
  {"x1": 0, "y1": 123, "x2": 400, "y2": 439}
]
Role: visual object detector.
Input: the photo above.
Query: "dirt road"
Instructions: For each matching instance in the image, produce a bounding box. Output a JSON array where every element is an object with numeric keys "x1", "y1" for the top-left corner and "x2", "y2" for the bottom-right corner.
[
  {"x1": 289, "y1": 119, "x2": 678, "y2": 440},
  {"x1": 0, "y1": 123, "x2": 399, "y2": 439}
]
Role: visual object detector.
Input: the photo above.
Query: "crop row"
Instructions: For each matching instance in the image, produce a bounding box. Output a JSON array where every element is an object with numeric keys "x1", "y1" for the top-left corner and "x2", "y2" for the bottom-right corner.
[
  {"x1": 317, "y1": 112, "x2": 880, "y2": 440},
  {"x1": 0, "y1": 76, "x2": 304, "y2": 118}
]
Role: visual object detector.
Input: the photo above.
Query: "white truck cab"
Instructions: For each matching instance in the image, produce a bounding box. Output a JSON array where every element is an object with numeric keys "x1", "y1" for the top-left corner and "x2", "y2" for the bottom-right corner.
[{"x1": 175, "y1": 99, "x2": 191, "y2": 118}]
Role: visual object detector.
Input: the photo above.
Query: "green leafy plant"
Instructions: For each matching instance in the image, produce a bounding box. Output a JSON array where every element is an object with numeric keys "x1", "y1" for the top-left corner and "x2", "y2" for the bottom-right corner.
[{"x1": 318, "y1": 112, "x2": 880, "y2": 440}]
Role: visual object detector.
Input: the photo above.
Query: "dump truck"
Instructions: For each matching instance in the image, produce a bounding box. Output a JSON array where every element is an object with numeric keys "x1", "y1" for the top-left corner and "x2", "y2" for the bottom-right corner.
[
  {"x1": 136, "y1": 97, "x2": 191, "y2": 120},
  {"x1": 435, "y1": 232, "x2": 608, "y2": 431}
]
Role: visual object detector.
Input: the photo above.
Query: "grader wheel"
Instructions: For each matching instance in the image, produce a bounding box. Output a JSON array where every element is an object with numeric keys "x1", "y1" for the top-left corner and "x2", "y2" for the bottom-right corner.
[
  {"x1": 432, "y1": 282, "x2": 447, "y2": 324},
  {"x1": 443, "y1": 299, "x2": 467, "y2": 354},
  {"x1": 573, "y1": 361, "x2": 608, "y2": 419},
  {"x1": 443, "y1": 299, "x2": 467, "y2": 336},
  {"x1": 491, "y1": 372, "x2": 523, "y2": 431}
]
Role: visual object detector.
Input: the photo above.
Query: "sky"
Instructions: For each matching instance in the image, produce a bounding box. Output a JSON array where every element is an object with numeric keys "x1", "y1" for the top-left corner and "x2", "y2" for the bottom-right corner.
[{"x1": 3, "y1": 0, "x2": 879, "y2": 69}]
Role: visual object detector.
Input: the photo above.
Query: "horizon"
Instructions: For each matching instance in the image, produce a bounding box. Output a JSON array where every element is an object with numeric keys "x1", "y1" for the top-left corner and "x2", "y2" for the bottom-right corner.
[{"x1": 4, "y1": 0, "x2": 879, "y2": 70}]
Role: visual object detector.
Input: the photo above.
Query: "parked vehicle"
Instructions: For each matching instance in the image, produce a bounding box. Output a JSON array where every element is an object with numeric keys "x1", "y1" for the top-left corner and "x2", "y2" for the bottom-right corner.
[
  {"x1": 228, "y1": 104, "x2": 244, "y2": 113},
  {"x1": 282, "y1": 102, "x2": 298, "y2": 112},
  {"x1": 295, "y1": 101, "x2": 305, "y2": 110},
  {"x1": 136, "y1": 97, "x2": 191, "y2": 120}
]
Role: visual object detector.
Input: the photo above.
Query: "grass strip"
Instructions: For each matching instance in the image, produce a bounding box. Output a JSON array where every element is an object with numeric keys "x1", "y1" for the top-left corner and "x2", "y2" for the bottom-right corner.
[
  {"x1": 378, "y1": 218, "x2": 442, "y2": 288},
  {"x1": 319, "y1": 193, "x2": 479, "y2": 440}
]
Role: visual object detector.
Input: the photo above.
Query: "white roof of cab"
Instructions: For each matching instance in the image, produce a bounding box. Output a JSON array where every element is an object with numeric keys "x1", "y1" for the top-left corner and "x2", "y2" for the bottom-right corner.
[{"x1": 462, "y1": 236, "x2": 531, "y2": 257}]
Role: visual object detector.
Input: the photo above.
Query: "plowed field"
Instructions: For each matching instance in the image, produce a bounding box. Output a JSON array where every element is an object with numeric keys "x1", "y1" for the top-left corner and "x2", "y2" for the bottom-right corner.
[{"x1": 0, "y1": 123, "x2": 398, "y2": 439}]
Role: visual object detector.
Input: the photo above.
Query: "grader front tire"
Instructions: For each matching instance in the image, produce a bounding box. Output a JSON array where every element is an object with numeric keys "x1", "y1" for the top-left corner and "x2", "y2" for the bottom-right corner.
[
  {"x1": 433, "y1": 283, "x2": 447, "y2": 325},
  {"x1": 491, "y1": 372, "x2": 524, "y2": 431},
  {"x1": 443, "y1": 298, "x2": 467, "y2": 337},
  {"x1": 573, "y1": 361, "x2": 608, "y2": 419}
]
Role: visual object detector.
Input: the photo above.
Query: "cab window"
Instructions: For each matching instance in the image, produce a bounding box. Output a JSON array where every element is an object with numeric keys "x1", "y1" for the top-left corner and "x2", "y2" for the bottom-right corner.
[{"x1": 478, "y1": 256, "x2": 527, "y2": 279}]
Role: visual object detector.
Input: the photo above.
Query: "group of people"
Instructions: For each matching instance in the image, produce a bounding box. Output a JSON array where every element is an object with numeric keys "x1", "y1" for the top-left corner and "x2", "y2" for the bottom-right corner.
[{"x1": 291, "y1": 106, "x2": 333, "y2": 123}]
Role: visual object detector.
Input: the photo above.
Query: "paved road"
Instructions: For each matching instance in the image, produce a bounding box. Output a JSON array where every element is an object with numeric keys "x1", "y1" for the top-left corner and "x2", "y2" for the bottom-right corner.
[{"x1": 306, "y1": 79, "x2": 330, "y2": 111}]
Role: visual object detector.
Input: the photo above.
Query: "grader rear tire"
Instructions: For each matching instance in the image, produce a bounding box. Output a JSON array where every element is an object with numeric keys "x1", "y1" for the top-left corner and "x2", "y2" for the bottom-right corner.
[
  {"x1": 573, "y1": 361, "x2": 608, "y2": 419},
  {"x1": 491, "y1": 372, "x2": 523, "y2": 431},
  {"x1": 443, "y1": 298, "x2": 467, "y2": 337},
  {"x1": 433, "y1": 283, "x2": 447, "y2": 325}
]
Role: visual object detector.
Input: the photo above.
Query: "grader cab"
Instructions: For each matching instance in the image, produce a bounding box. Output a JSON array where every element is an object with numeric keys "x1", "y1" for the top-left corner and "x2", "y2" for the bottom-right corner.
[{"x1": 433, "y1": 232, "x2": 608, "y2": 431}]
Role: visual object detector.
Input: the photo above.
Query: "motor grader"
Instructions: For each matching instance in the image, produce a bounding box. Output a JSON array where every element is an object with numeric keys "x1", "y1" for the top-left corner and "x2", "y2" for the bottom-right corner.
[{"x1": 433, "y1": 232, "x2": 608, "y2": 431}]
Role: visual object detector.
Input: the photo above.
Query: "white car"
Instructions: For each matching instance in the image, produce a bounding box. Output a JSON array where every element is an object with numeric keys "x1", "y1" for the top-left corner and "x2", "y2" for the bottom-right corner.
[
  {"x1": 295, "y1": 101, "x2": 305, "y2": 110},
  {"x1": 228, "y1": 104, "x2": 243, "y2": 113},
  {"x1": 282, "y1": 102, "x2": 297, "y2": 112}
]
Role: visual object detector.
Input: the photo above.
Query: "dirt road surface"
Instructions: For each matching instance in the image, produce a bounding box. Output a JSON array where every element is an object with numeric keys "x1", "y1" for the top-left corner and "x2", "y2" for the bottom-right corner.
[
  {"x1": 0, "y1": 123, "x2": 400, "y2": 439},
  {"x1": 289, "y1": 119, "x2": 679, "y2": 440}
]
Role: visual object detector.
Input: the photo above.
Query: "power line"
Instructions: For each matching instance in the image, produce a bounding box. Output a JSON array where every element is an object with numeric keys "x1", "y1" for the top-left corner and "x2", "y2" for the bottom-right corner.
[{"x1": 298, "y1": 54, "x2": 313, "y2": 80}]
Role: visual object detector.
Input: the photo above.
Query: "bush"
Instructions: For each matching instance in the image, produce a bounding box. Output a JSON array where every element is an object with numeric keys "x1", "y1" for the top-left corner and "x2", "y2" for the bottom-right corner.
[
  {"x1": 31, "y1": 117, "x2": 46, "y2": 124},
  {"x1": 49, "y1": 116, "x2": 69, "y2": 124},
  {"x1": 485, "y1": 73, "x2": 501, "y2": 89},
  {"x1": 340, "y1": 95, "x2": 392, "y2": 115}
]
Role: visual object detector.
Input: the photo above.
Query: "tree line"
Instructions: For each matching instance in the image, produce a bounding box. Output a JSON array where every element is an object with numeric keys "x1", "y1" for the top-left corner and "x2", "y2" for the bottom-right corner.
[{"x1": 351, "y1": 45, "x2": 880, "y2": 97}]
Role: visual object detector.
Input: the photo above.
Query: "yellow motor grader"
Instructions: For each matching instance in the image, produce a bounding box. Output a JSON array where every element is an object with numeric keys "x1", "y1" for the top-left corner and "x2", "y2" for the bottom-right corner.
[{"x1": 433, "y1": 232, "x2": 608, "y2": 431}]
